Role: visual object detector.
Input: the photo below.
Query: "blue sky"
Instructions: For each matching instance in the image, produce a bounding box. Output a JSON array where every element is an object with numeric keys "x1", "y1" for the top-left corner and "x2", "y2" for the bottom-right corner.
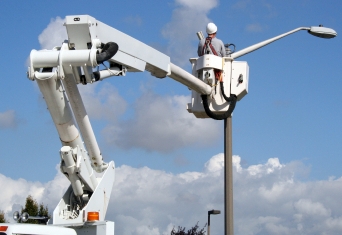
[{"x1": 0, "y1": 0, "x2": 342, "y2": 234}]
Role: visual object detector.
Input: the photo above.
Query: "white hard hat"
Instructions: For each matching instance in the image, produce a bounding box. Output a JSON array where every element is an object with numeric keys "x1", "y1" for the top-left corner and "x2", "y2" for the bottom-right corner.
[{"x1": 206, "y1": 23, "x2": 217, "y2": 34}]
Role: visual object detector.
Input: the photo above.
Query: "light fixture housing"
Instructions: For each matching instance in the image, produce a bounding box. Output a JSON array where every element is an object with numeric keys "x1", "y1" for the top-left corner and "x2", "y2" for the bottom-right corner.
[
  {"x1": 208, "y1": 209, "x2": 221, "y2": 215},
  {"x1": 13, "y1": 211, "x2": 20, "y2": 221},
  {"x1": 21, "y1": 212, "x2": 29, "y2": 222},
  {"x1": 308, "y1": 26, "x2": 337, "y2": 39}
]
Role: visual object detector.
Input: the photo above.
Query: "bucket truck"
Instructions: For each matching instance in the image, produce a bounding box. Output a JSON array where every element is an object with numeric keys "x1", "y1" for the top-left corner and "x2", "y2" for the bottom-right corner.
[
  {"x1": 4, "y1": 14, "x2": 250, "y2": 235},
  {"x1": 3, "y1": 13, "x2": 336, "y2": 235},
  {"x1": 0, "y1": 12, "x2": 337, "y2": 235}
]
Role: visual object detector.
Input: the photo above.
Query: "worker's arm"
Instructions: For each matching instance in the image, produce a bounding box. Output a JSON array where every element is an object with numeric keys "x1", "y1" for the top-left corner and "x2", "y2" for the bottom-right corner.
[
  {"x1": 197, "y1": 39, "x2": 204, "y2": 56},
  {"x1": 219, "y1": 39, "x2": 226, "y2": 57}
]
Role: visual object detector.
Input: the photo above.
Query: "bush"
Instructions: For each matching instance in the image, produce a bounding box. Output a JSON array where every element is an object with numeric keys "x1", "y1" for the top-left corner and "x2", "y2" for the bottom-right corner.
[{"x1": 0, "y1": 210, "x2": 7, "y2": 223}]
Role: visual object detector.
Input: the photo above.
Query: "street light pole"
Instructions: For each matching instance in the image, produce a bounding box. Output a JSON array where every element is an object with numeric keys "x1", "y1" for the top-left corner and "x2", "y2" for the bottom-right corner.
[
  {"x1": 221, "y1": 25, "x2": 336, "y2": 235},
  {"x1": 231, "y1": 26, "x2": 336, "y2": 59},
  {"x1": 208, "y1": 210, "x2": 221, "y2": 235},
  {"x1": 224, "y1": 116, "x2": 234, "y2": 235}
]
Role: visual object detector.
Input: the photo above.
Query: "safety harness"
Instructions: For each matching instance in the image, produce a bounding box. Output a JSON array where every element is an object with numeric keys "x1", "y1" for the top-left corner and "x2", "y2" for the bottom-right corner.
[
  {"x1": 201, "y1": 37, "x2": 222, "y2": 82},
  {"x1": 202, "y1": 37, "x2": 218, "y2": 56},
  {"x1": 200, "y1": 37, "x2": 237, "y2": 120}
]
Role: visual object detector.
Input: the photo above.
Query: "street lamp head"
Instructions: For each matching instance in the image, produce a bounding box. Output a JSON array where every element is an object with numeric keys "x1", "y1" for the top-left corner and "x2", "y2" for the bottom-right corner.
[
  {"x1": 308, "y1": 25, "x2": 337, "y2": 39},
  {"x1": 208, "y1": 209, "x2": 221, "y2": 215}
]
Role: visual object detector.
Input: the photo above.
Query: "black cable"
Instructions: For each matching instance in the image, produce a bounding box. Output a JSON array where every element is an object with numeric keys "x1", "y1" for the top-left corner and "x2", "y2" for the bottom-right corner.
[
  {"x1": 96, "y1": 42, "x2": 119, "y2": 64},
  {"x1": 220, "y1": 81, "x2": 234, "y2": 102},
  {"x1": 201, "y1": 82, "x2": 237, "y2": 120}
]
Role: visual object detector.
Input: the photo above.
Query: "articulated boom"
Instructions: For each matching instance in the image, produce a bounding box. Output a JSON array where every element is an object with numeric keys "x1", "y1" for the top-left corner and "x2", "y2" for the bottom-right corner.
[
  {"x1": 29, "y1": 41, "x2": 116, "y2": 227},
  {"x1": 24, "y1": 14, "x2": 248, "y2": 235}
]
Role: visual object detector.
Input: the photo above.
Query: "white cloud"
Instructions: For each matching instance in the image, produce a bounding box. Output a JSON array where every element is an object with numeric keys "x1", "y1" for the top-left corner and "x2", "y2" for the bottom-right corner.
[
  {"x1": 294, "y1": 199, "x2": 331, "y2": 217},
  {"x1": 245, "y1": 23, "x2": 264, "y2": 32},
  {"x1": 0, "y1": 110, "x2": 19, "y2": 129},
  {"x1": 175, "y1": 0, "x2": 218, "y2": 12},
  {"x1": 103, "y1": 91, "x2": 221, "y2": 152},
  {"x1": 233, "y1": 1, "x2": 276, "y2": 33},
  {"x1": 162, "y1": 0, "x2": 219, "y2": 65},
  {"x1": 232, "y1": 0, "x2": 251, "y2": 10},
  {"x1": 0, "y1": 164, "x2": 68, "y2": 222},
  {"x1": 124, "y1": 15, "x2": 143, "y2": 26},
  {"x1": 3, "y1": 155, "x2": 342, "y2": 235},
  {"x1": 247, "y1": 157, "x2": 283, "y2": 176},
  {"x1": 78, "y1": 82, "x2": 127, "y2": 121},
  {"x1": 38, "y1": 17, "x2": 67, "y2": 49},
  {"x1": 0, "y1": 175, "x2": 43, "y2": 213},
  {"x1": 81, "y1": 81, "x2": 221, "y2": 153},
  {"x1": 28, "y1": 17, "x2": 66, "y2": 67}
]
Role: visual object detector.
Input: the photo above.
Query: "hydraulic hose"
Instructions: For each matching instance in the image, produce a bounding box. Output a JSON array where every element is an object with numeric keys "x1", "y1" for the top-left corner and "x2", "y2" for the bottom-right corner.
[
  {"x1": 201, "y1": 82, "x2": 237, "y2": 120},
  {"x1": 219, "y1": 81, "x2": 234, "y2": 103},
  {"x1": 96, "y1": 42, "x2": 119, "y2": 64}
]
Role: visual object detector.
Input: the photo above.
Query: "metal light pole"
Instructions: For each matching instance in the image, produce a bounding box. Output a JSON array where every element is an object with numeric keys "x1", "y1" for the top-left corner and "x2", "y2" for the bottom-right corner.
[
  {"x1": 222, "y1": 25, "x2": 336, "y2": 235},
  {"x1": 208, "y1": 210, "x2": 221, "y2": 235},
  {"x1": 224, "y1": 117, "x2": 233, "y2": 235}
]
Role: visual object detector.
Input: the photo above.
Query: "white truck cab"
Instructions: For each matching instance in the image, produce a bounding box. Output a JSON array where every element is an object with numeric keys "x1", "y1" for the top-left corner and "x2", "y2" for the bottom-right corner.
[
  {"x1": 0, "y1": 224, "x2": 76, "y2": 235},
  {"x1": 0, "y1": 221, "x2": 114, "y2": 235}
]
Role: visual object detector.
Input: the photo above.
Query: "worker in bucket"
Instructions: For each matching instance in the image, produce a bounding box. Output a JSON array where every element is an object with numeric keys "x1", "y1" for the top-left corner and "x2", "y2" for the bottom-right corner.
[
  {"x1": 197, "y1": 22, "x2": 226, "y2": 57},
  {"x1": 198, "y1": 22, "x2": 226, "y2": 82}
]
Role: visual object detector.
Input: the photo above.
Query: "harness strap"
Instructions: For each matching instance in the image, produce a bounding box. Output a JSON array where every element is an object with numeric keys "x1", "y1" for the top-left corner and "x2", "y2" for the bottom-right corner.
[{"x1": 202, "y1": 37, "x2": 218, "y2": 56}]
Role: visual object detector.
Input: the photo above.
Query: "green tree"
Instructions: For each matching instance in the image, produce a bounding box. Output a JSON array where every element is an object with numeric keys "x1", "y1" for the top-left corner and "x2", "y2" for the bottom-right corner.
[
  {"x1": 38, "y1": 203, "x2": 49, "y2": 218},
  {"x1": 0, "y1": 210, "x2": 7, "y2": 223},
  {"x1": 171, "y1": 222, "x2": 206, "y2": 235},
  {"x1": 20, "y1": 195, "x2": 50, "y2": 224}
]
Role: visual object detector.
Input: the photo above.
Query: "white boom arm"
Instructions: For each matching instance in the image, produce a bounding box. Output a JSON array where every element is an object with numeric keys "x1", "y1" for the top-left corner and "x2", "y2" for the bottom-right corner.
[
  {"x1": 26, "y1": 14, "x2": 216, "y2": 234},
  {"x1": 29, "y1": 15, "x2": 212, "y2": 94}
]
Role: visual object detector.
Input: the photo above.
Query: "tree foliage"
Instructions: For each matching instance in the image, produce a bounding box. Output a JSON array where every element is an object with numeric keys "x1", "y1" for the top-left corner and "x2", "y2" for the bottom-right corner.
[
  {"x1": 20, "y1": 195, "x2": 50, "y2": 224},
  {"x1": 171, "y1": 222, "x2": 207, "y2": 235},
  {"x1": 0, "y1": 210, "x2": 7, "y2": 223}
]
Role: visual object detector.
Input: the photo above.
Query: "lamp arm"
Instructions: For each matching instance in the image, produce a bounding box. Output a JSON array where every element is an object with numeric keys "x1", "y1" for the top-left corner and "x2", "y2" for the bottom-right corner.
[{"x1": 230, "y1": 27, "x2": 310, "y2": 59}]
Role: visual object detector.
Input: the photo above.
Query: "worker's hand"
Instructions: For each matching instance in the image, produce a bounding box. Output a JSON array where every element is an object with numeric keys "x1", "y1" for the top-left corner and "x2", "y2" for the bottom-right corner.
[
  {"x1": 219, "y1": 72, "x2": 223, "y2": 82},
  {"x1": 214, "y1": 70, "x2": 223, "y2": 82}
]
